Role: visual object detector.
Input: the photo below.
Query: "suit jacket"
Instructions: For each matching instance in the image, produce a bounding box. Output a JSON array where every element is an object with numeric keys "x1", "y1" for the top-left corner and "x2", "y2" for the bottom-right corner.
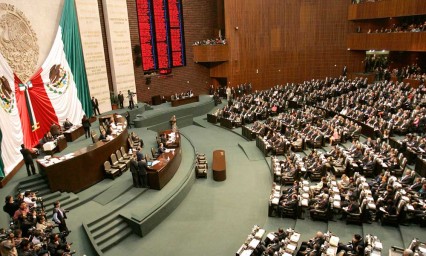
[
  {"x1": 138, "y1": 160, "x2": 147, "y2": 175},
  {"x1": 130, "y1": 159, "x2": 138, "y2": 174},
  {"x1": 91, "y1": 98, "x2": 99, "y2": 107},
  {"x1": 52, "y1": 208, "x2": 67, "y2": 224},
  {"x1": 20, "y1": 148, "x2": 33, "y2": 164},
  {"x1": 118, "y1": 93, "x2": 124, "y2": 103}
]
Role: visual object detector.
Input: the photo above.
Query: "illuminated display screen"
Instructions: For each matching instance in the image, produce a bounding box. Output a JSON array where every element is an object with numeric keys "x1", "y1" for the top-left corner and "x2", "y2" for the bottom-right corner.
[{"x1": 136, "y1": 0, "x2": 185, "y2": 71}]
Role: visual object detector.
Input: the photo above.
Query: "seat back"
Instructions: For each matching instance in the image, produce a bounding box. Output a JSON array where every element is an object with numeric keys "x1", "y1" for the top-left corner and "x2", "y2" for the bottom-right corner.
[
  {"x1": 104, "y1": 161, "x2": 111, "y2": 170},
  {"x1": 151, "y1": 147, "x2": 157, "y2": 158},
  {"x1": 111, "y1": 153, "x2": 118, "y2": 164},
  {"x1": 121, "y1": 147, "x2": 128, "y2": 156},
  {"x1": 116, "y1": 149, "x2": 123, "y2": 159}
]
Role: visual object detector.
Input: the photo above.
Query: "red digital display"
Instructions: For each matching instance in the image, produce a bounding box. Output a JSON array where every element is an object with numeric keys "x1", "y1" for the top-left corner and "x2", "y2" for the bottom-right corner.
[
  {"x1": 136, "y1": 0, "x2": 185, "y2": 71},
  {"x1": 136, "y1": 0, "x2": 156, "y2": 70},
  {"x1": 167, "y1": 0, "x2": 184, "y2": 67},
  {"x1": 152, "y1": 0, "x2": 169, "y2": 69}
]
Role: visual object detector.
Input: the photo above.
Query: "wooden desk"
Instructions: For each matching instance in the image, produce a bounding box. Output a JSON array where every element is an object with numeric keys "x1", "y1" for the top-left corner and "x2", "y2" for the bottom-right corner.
[
  {"x1": 147, "y1": 132, "x2": 182, "y2": 190},
  {"x1": 212, "y1": 150, "x2": 226, "y2": 181},
  {"x1": 56, "y1": 136, "x2": 67, "y2": 152},
  {"x1": 63, "y1": 125, "x2": 84, "y2": 142},
  {"x1": 37, "y1": 116, "x2": 128, "y2": 193},
  {"x1": 171, "y1": 95, "x2": 199, "y2": 107}
]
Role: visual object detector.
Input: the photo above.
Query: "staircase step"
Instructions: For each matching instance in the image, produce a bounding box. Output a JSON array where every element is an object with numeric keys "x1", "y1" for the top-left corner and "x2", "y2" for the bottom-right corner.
[
  {"x1": 99, "y1": 226, "x2": 133, "y2": 253},
  {"x1": 40, "y1": 191, "x2": 62, "y2": 202},
  {"x1": 17, "y1": 178, "x2": 46, "y2": 190},
  {"x1": 36, "y1": 188, "x2": 52, "y2": 198},
  {"x1": 17, "y1": 175, "x2": 45, "y2": 185},
  {"x1": 92, "y1": 218, "x2": 126, "y2": 240},
  {"x1": 88, "y1": 213, "x2": 120, "y2": 233}
]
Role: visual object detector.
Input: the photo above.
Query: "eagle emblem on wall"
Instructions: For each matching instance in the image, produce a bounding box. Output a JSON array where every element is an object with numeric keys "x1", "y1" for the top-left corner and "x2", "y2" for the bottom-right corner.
[{"x1": 0, "y1": 4, "x2": 39, "y2": 82}]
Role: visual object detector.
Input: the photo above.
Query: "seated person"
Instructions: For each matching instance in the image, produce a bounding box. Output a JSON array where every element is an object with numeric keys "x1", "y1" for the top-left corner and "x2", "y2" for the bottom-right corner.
[
  {"x1": 337, "y1": 234, "x2": 364, "y2": 256},
  {"x1": 131, "y1": 132, "x2": 144, "y2": 147},
  {"x1": 160, "y1": 133, "x2": 167, "y2": 145},
  {"x1": 98, "y1": 130, "x2": 107, "y2": 141},
  {"x1": 340, "y1": 196, "x2": 360, "y2": 220},
  {"x1": 63, "y1": 118, "x2": 73, "y2": 130},
  {"x1": 49, "y1": 122, "x2": 62, "y2": 138},
  {"x1": 157, "y1": 143, "x2": 166, "y2": 155},
  {"x1": 297, "y1": 231, "x2": 325, "y2": 256},
  {"x1": 43, "y1": 132, "x2": 55, "y2": 143}
]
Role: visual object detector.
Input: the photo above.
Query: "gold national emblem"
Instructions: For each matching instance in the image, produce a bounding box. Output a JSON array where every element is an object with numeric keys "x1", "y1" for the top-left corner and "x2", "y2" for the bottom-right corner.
[{"x1": 0, "y1": 4, "x2": 39, "y2": 82}]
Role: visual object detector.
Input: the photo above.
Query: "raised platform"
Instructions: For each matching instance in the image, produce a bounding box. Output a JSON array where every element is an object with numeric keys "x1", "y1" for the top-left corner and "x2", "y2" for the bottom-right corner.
[
  {"x1": 134, "y1": 95, "x2": 214, "y2": 128},
  {"x1": 81, "y1": 132, "x2": 197, "y2": 255}
]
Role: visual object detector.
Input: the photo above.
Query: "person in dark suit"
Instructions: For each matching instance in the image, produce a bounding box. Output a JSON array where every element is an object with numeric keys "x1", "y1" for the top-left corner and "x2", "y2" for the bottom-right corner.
[
  {"x1": 125, "y1": 111, "x2": 131, "y2": 128},
  {"x1": 52, "y1": 201, "x2": 68, "y2": 233},
  {"x1": 91, "y1": 96, "x2": 100, "y2": 116},
  {"x1": 127, "y1": 90, "x2": 135, "y2": 110},
  {"x1": 340, "y1": 196, "x2": 359, "y2": 220},
  {"x1": 81, "y1": 115, "x2": 91, "y2": 139},
  {"x1": 157, "y1": 143, "x2": 166, "y2": 155},
  {"x1": 129, "y1": 153, "x2": 140, "y2": 188},
  {"x1": 3, "y1": 195, "x2": 19, "y2": 218},
  {"x1": 20, "y1": 144, "x2": 36, "y2": 176},
  {"x1": 63, "y1": 118, "x2": 73, "y2": 130},
  {"x1": 50, "y1": 122, "x2": 61, "y2": 138},
  {"x1": 337, "y1": 234, "x2": 364, "y2": 256},
  {"x1": 138, "y1": 158, "x2": 148, "y2": 188},
  {"x1": 98, "y1": 130, "x2": 107, "y2": 141},
  {"x1": 297, "y1": 231, "x2": 325, "y2": 256},
  {"x1": 118, "y1": 91, "x2": 125, "y2": 109}
]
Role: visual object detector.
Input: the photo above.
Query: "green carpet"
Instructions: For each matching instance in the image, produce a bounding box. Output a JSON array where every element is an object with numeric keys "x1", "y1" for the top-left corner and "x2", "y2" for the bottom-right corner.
[
  {"x1": 239, "y1": 141, "x2": 265, "y2": 160},
  {"x1": 92, "y1": 176, "x2": 134, "y2": 205}
]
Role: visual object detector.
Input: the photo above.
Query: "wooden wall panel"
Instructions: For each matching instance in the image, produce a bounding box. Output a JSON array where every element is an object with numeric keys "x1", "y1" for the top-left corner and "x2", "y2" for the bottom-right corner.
[
  {"x1": 193, "y1": 45, "x2": 229, "y2": 62},
  {"x1": 347, "y1": 33, "x2": 426, "y2": 51},
  {"x1": 223, "y1": 0, "x2": 360, "y2": 90},
  {"x1": 348, "y1": 0, "x2": 426, "y2": 20}
]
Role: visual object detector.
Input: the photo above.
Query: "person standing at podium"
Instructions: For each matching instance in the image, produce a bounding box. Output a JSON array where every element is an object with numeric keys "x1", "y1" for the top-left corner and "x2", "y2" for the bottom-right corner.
[
  {"x1": 129, "y1": 152, "x2": 141, "y2": 188},
  {"x1": 20, "y1": 144, "x2": 36, "y2": 176},
  {"x1": 138, "y1": 157, "x2": 148, "y2": 188}
]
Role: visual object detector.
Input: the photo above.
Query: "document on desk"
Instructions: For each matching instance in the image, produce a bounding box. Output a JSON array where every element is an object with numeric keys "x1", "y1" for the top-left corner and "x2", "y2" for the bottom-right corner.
[{"x1": 152, "y1": 160, "x2": 160, "y2": 166}]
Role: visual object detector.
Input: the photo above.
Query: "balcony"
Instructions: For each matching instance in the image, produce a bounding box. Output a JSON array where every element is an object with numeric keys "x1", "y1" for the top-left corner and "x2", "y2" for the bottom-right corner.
[
  {"x1": 348, "y1": 0, "x2": 426, "y2": 20},
  {"x1": 347, "y1": 32, "x2": 426, "y2": 51},
  {"x1": 193, "y1": 45, "x2": 229, "y2": 63}
]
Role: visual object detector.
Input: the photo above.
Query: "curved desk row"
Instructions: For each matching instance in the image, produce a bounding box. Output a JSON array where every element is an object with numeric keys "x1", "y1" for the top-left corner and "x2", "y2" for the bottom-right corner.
[
  {"x1": 147, "y1": 131, "x2": 182, "y2": 190},
  {"x1": 171, "y1": 95, "x2": 199, "y2": 107},
  {"x1": 37, "y1": 115, "x2": 128, "y2": 193}
]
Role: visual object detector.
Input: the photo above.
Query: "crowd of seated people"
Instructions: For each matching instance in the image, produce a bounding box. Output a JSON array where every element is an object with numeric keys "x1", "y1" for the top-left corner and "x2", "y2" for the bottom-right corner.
[
  {"x1": 318, "y1": 81, "x2": 426, "y2": 138},
  {"x1": 393, "y1": 64, "x2": 426, "y2": 82},
  {"x1": 237, "y1": 225, "x2": 385, "y2": 256},
  {"x1": 236, "y1": 225, "x2": 302, "y2": 256},
  {"x1": 2, "y1": 192, "x2": 74, "y2": 255},
  {"x1": 210, "y1": 77, "x2": 368, "y2": 128},
  {"x1": 365, "y1": 20, "x2": 426, "y2": 34},
  {"x1": 390, "y1": 238, "x2": 426, "y2": 256},
  {"x1": 171, "y1": 90, "x2": 194, "y2": 101},
  {"x1": 192, "y1": 37, "x2": 226, "y2": 45},
  {"x1": 269, "y1": 161, "x2": 426, "y2": 226}
]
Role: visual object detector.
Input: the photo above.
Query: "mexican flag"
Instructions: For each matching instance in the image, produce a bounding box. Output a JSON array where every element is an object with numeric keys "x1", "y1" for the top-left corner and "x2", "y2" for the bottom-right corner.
[
  {"x1": 16, "y1": 0, "x2": 92, "y2": 147},
  {"x1": 0, "y1": 53, "x2": 24, "y2": 177},
  {"x1": 0, "y1": 0, "x2": 92, "y2": 176}
]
